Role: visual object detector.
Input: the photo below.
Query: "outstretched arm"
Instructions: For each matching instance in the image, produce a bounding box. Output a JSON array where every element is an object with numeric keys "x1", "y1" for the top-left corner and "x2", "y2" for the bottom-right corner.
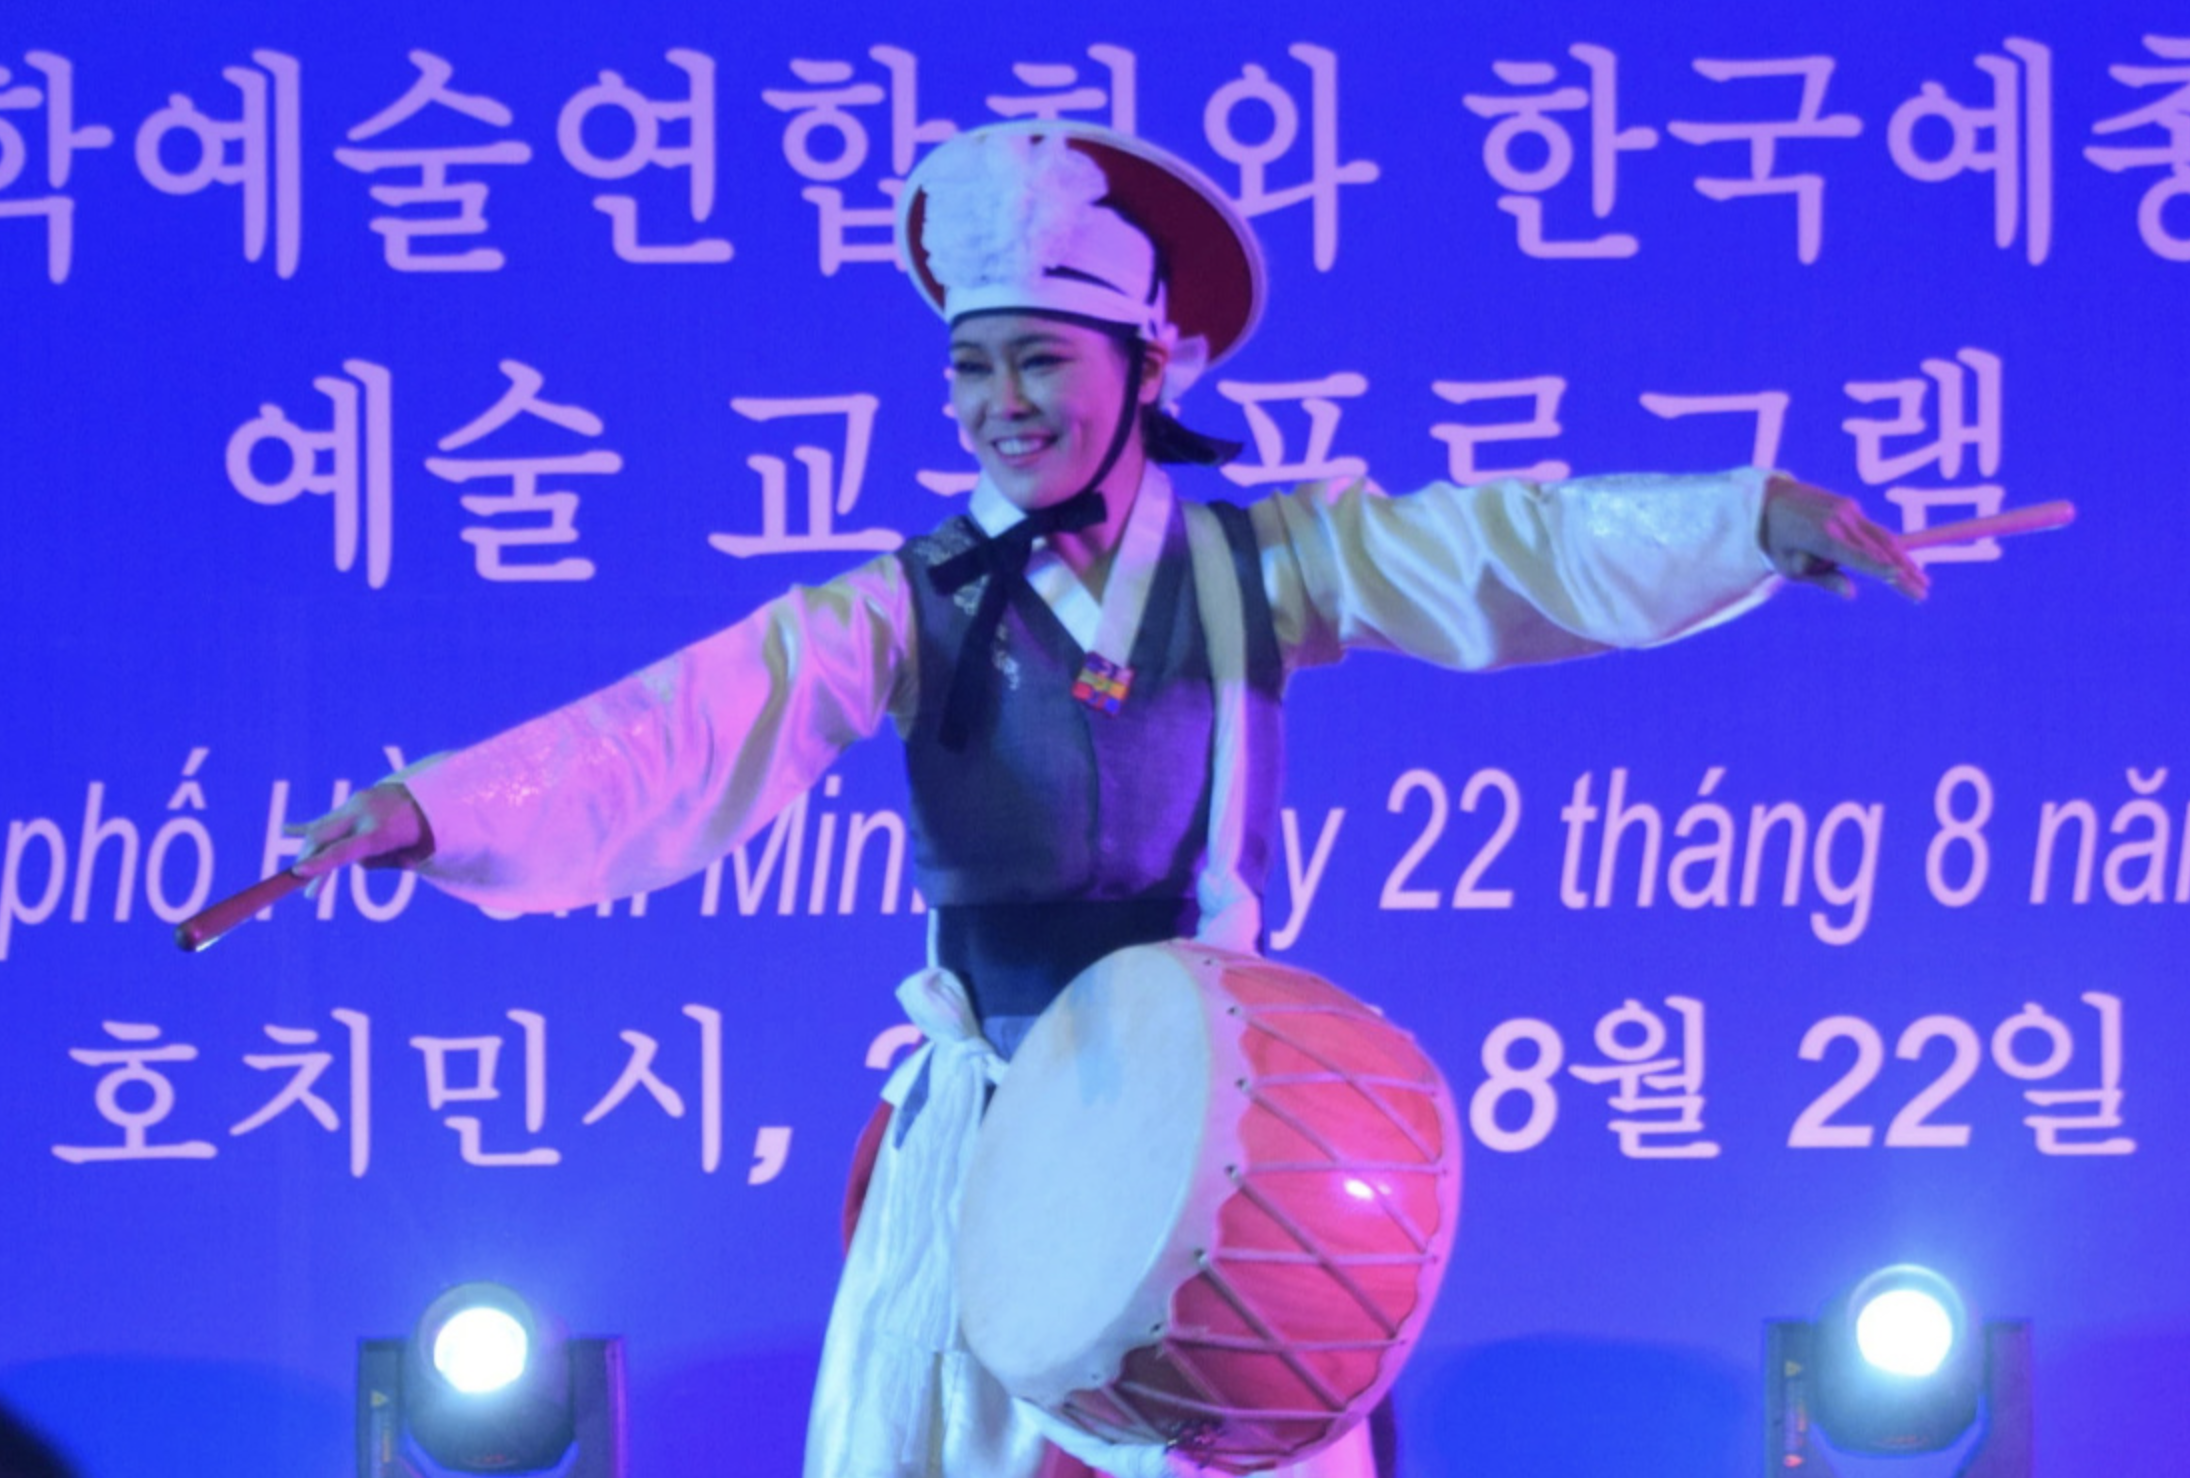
[
  {"x1": 1250, "y1": 468, "x2": 1921, "y2": 674},
  {"x1": 293, "y1": 555, "x2": 916, "y2": 913}
]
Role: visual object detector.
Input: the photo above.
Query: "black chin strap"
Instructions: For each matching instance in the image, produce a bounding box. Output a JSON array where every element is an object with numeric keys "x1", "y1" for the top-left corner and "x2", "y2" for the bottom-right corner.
[{"x1": 932, "y1": 346, "x2": 1147, "y2": 752}]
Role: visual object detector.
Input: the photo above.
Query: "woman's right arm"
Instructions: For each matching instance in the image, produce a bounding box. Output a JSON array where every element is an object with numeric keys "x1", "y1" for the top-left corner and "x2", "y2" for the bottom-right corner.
[{"x1": 294, "y1": 554, "x2": 916, "y2": 914}]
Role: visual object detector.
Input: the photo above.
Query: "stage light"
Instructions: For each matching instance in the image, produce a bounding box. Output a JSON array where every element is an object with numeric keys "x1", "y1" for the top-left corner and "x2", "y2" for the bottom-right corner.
[
  {"x1": 1814, "y1": 1266, "x2": 1977, "y2": 1452},
  {"x1": 358, "y1": 1282, "x2": 627, "y2": 1478},
  {"x1": 1765, "y1": 1265, "x2": 2030, "y2": 1477},
  {"x1": 1855, "y1": 1286, "x2": 1954, "y2": 1378},
  {"x1": 434, "y1": 1306, "x2": 531, "y2": 1394}
]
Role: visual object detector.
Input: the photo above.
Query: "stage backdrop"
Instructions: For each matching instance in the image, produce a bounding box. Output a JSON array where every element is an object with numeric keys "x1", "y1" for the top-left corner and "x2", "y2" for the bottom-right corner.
[{"x1": 4, "y1": 1, "x2": 2186, "y2": 1474}]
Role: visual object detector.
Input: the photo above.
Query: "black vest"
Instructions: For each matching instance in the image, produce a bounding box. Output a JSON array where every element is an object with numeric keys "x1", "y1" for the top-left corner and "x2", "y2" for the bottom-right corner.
[{"x1": 894, "y1": 495, "x2": 1286, "y2": 1019}]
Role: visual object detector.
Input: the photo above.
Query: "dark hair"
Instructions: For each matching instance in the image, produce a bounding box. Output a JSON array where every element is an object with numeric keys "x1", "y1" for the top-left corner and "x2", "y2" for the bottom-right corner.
[
  {"x1": 1102, "y1": 327, "x2": 1243, "y2": 467},
  {"x1": 1141, "y1": 403, "x2": 1243, "y2": 467}
]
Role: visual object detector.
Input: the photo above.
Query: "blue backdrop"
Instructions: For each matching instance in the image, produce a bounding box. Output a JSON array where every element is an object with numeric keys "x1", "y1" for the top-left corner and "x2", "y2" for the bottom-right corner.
[{"x1": 5, "y1": 2, "x2": 2186, "y2": 1474}]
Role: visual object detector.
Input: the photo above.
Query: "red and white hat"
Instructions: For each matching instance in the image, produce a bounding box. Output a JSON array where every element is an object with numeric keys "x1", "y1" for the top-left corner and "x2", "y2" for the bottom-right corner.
[{"x1": 896, "y1": 120, "x2": 1266, "y2": 403}]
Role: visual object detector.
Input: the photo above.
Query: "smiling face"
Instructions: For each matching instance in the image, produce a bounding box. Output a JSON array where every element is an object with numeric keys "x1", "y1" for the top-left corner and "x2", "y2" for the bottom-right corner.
[{"x1": 948, "y1": 313, "x2": 1163, "y2": 512}]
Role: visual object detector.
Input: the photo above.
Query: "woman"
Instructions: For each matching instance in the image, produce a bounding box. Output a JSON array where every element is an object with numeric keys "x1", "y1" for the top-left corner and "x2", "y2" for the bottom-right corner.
[{"x1": 294, "y1": 123, "x2": 1926, "y2": 1478}]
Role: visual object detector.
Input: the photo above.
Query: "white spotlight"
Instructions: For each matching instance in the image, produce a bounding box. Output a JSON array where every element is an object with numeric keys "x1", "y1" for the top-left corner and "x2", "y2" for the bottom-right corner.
[
  {"x1": 1854, "y1": 1287, "x2": 1955, "y2": 1377},
  {"x1": 432, "y1": 1305, "x2": 530, "y2": 1393}
]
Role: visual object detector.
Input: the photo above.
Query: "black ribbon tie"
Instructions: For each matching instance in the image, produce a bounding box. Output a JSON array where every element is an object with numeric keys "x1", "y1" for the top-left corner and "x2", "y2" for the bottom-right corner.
[{"x1": 931, "y1": 488, "x2": 1106, "y2": 752}]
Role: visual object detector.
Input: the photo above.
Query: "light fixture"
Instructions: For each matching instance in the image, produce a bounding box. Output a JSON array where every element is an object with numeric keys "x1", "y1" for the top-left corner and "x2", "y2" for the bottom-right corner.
[
  {"x1": 1766, "y1": 1264, "x2": 2030, "y2": 1477},
  {"x1": 358, "y1": 1281, "x2": 626, "y2": 1477}
]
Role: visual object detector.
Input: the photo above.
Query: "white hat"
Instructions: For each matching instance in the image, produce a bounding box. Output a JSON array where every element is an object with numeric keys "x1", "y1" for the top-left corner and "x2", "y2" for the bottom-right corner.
[{"x1": 897, "y1": 121, "x2": 1266, "y2": 402}]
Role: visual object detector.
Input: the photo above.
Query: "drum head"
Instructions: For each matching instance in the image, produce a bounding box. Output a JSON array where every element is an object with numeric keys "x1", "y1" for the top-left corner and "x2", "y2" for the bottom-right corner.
[{"x1": 957, "y1": 943, "x2": 1230, "y2": 1400}]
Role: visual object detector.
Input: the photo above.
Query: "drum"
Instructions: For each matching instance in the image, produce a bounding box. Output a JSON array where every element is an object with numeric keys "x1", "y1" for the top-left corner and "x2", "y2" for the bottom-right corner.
[{"x1": 956, "y1": 942, "x2": 1461, "y2": 1472}]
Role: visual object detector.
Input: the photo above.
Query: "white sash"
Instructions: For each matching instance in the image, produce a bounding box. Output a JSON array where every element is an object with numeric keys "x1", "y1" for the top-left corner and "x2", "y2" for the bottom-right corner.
[
  {"x1": 1180, "y1": 501, "x2": 1259, "y2": 952},
  {"x1": 807, "y1": 963, "x2": 1020, "y2": 1477}
]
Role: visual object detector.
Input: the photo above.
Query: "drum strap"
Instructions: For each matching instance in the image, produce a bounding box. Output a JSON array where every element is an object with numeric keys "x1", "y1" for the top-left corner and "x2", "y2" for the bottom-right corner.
[{"x1": 1181, "y1": 502, "x2": 1259, "y2": 952}]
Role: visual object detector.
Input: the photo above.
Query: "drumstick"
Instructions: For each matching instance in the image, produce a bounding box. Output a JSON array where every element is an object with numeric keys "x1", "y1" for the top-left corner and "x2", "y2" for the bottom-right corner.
[
  {"x1": 1897, "y1": 500, "x2": 2075, "y2": 552},
  {"x1": 175, "y1": 870, "x2": 308, "y2": 952}
]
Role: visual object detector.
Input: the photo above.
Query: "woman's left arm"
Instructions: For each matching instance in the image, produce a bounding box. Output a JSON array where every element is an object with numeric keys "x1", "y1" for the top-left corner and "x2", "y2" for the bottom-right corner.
[{"x1": 1250, "y1": 467, "x2": 1922, "y2": 674}]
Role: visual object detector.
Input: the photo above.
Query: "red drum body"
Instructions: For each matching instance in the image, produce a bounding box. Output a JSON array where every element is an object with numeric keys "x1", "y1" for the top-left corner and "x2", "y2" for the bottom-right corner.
[{"x1": 956, "y1": 943, "x2": 1461, "y2": 1472}]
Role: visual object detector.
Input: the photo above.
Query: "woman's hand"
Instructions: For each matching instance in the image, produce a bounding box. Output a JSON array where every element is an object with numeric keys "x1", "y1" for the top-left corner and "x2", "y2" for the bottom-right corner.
[
  {"x1": 288, "y1": 781, "x2": 433, "y2": 892},
  {"x1": 1761, "y1": 474, "x2": 1931, "y2": 602}
]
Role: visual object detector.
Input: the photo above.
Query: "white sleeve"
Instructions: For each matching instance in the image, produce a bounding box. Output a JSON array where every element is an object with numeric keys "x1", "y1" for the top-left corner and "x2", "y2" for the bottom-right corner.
[
  {"x1": 402, "y1": 554, "x2": 915, "y2": 913},
  {"x1": 1248, "y1": 467, "x2": 1781, "y2": 673}
]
